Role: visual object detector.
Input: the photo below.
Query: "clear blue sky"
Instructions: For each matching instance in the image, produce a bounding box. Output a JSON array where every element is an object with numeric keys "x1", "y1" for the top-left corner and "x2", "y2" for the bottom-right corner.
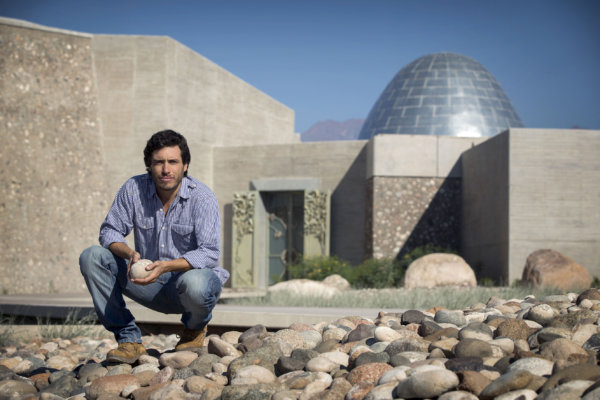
[{"x1": 1, "y1": 0, "x2": 599, "y2": 133}]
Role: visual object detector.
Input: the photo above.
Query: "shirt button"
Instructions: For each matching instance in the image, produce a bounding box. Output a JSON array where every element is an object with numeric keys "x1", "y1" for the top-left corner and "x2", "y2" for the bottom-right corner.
[
  {"x1": 161, "y1": 244, "x2": 165, "y2": 248},
  {"x1": 162, "y1": 226, "x2": 165, "y2": 230}
]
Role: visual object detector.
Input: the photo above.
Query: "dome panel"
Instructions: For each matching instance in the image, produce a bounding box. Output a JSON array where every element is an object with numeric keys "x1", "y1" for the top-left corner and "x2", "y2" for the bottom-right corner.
[{"x1": 359, "y1": 53, "x2": 524, "y2": 139}]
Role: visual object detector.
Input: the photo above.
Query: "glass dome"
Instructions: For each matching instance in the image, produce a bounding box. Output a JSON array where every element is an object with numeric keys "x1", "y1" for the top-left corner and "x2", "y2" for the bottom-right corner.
[{"x1": 358, "y1": 52, "x2": 523, "y2": 139}]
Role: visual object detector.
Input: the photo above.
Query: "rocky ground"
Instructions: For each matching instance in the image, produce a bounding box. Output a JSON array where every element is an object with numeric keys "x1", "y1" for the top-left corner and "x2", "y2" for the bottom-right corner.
[{"x1": 2, "y1": 289, "x2": 600, "y2": 399}]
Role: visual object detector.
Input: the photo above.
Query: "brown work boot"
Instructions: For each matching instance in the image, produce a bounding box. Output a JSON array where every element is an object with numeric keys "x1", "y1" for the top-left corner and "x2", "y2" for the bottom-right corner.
[
  {"x1": 175, "y1": 326, "x2": 207, "y2": 352},
  {"x1": 106, "y1": 342, "x2": 146, "y2": 364}
]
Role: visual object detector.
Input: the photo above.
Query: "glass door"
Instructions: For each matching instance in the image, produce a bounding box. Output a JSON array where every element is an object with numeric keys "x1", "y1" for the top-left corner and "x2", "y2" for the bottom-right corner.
[{"x1": 262, "y1": 191, "x2": 304, "y2": 284}]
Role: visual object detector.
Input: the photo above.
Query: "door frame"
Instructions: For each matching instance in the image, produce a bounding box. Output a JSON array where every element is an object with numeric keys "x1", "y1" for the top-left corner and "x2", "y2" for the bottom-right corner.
[{"x1": 231, "y1": 178, "x2": 330, "y2": 289}]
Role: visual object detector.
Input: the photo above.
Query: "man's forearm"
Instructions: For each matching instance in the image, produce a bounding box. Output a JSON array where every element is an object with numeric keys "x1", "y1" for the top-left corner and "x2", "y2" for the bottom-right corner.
[
  {"x1": 108, "y1": 242, "x2": 136, "y2": 261},
  {"x1": 160, "y1": 258, "x2": 193, "y2": 273}
]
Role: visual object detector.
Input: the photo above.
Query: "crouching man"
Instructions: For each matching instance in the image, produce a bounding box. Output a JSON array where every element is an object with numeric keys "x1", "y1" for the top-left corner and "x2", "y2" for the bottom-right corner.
[{"x1": 80, "y1": 129, "x2": 229, "y2": 363}]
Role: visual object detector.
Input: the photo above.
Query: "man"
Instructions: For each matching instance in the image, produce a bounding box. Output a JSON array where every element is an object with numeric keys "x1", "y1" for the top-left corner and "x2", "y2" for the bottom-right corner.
[{"x1": 80, "y1": 129, "x2": 229, "y2": 364}]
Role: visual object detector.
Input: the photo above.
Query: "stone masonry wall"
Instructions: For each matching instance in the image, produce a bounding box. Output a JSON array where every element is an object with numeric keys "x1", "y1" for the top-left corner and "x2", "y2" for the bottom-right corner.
[
  {"x1": 366, "y1": 176, "x2": 461, "y2": 259},
  {"x1": 0, "y1": 22, "x2": 109, "y2": 294}
]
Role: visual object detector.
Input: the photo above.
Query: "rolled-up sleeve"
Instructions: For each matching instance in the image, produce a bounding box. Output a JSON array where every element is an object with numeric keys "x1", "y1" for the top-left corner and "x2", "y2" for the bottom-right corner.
[{"x1": 99, "y1": 181, "x2": 134, "y2": 248}]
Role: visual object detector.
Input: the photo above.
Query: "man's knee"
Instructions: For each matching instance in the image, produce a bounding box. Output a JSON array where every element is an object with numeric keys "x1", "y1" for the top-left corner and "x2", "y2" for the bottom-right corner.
[
  {"x1": 79, "y1": 245, "x2": 107, "y2": 276},
  {"x1": 178, "y1": 269, "x2": 221, "y2": 302}
]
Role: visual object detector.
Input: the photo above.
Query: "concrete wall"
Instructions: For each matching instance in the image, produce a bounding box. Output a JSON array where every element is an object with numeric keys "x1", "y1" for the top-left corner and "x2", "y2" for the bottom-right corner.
[
  {"x1": 212, "y1": 141, "x2": 368, "y2": 271},
  {"x1": 461, "y1": 132, "x2": 510, "y2": 282},
  {"x1": 92, "y1": 34, "x2": 297, "y2": 195},
  {"x1": 508, "y1": 128, "x2": 600, "y2": 281},
  {"x1": 367, "y1": 134, "x2": 486, "y2": 179},
  {"x1": 0, "y1": 19, "x2": 109, "y2": 294},
  {"x1": 462, "y1": 128, "x2": 600, "y2": 283},
  {"x1": 366, "y1": 135, "x2": 486, "y2": 259}
]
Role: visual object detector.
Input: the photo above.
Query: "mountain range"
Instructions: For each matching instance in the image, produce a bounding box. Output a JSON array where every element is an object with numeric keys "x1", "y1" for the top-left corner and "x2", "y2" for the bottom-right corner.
[{"x1": 301, "y1": 118, "x2": 365, "y2": 142}]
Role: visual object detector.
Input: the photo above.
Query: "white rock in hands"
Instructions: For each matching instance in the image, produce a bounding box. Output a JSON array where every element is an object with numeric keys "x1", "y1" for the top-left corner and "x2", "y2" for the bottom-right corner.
[{"x1": 130, "y1": 259, "x2": 153, "y2": 279}]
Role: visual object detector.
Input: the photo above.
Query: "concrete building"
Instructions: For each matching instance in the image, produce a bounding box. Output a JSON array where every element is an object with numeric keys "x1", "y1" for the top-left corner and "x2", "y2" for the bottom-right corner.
[{"x1": 1, "y1": 17, "x2": 598, "y2": 294}]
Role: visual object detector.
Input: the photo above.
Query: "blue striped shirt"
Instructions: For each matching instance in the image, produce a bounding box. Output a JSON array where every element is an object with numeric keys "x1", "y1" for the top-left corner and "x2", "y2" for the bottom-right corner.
[{"x1": 99, "y1": 174, "x2": 229, "y2": 286}]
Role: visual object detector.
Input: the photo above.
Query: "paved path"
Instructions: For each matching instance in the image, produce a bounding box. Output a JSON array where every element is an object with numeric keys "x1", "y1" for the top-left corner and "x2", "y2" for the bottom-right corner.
[{"x1": 0, "y1": 291, "x2": 406, "y2": 329}]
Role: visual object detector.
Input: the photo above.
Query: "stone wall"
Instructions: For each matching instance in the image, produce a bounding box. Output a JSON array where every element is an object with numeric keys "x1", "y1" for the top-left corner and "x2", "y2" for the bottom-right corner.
[
  {"x1": 0, "y1": 21, "x2": 109, "y2": 294},
  {"x1": 366, "y1": 176, "x2": 461, "y2": 259}
]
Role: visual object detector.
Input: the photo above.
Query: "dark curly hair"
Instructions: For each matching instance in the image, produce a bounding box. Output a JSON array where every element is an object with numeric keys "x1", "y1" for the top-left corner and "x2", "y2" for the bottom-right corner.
[{"x1": 143, "y1": 130, "x2": 191, "y2": 176}]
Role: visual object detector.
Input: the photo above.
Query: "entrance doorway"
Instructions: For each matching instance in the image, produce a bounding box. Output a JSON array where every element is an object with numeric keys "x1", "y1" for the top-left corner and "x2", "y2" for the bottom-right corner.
[{"x1": 231, "y1": 179, "x2": 330, "y2": 289}]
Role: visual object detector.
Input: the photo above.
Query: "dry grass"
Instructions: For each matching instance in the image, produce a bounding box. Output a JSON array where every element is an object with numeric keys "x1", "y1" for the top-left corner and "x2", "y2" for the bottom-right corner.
[
  {"x1": 36, "y1": 311, "x2": 104, "y2": 340},
  {"x1": 0, "y1": 310, "x2": 107, "y2": 345},
  {"x1": 221, "y1": 286, "x2": 563, "y2": 310}
]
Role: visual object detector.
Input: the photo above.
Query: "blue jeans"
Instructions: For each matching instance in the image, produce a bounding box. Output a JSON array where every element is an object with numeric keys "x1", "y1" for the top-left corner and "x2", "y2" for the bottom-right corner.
[{"x1": 79, "y1": 245, "x2": 222, "y2": 344}]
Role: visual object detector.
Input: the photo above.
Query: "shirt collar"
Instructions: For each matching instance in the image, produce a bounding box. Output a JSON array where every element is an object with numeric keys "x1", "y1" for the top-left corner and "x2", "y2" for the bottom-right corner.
[{"x1": 179, "y1": 176, "x2": 191, "y2": 200}]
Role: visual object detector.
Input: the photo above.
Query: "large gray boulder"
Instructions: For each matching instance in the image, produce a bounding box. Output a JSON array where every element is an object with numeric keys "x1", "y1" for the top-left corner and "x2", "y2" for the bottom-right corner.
[{"x1": 404, "y1": 253, "x2": 477, "y2": 289}]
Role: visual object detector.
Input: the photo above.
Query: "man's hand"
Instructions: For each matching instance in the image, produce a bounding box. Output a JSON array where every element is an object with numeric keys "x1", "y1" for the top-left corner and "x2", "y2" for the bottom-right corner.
[
  {"x1": 129, "y1": 260, "x2": 166, "y2": 285},
  {"x1": 108, "y1": 243, "x2": 142, "y2": 280},
  {"x1": 126, "y1": 251, "x2": 141, "y2": 280},
  {"x1": 129, "y1": 258, "x2": 193, "y2": 286}
]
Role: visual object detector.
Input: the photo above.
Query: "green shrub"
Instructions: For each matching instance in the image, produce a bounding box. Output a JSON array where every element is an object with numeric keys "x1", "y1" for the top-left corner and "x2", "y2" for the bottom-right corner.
[
  {"x1": 479, "y1": 277, "x2": 495, "y2": 287},
  {"x1": 351, "y1": 258, "x2": 403, "y2": 288},
  {"x1": 287, "y1": 255, "x2": 351, "y2": 282}
]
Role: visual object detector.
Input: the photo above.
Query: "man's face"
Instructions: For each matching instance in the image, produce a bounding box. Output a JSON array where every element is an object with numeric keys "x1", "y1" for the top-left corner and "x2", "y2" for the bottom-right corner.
[{"x1": 149, "y1": 145, "x2": 188, "y2": 195}]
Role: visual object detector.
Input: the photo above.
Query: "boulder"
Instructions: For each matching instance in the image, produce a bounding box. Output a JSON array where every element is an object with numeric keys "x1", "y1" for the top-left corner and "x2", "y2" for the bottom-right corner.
[
  {"x1": 404, "y1": 253, "x2": 477, "y2": 289},
  {"x1": 322, "y1": 274, "x2": 350, "y2": 291},
  {"x1": 521, "y1": 249, "x2": 591, "y2": 290},
  {"x1": 268, "y1": 279, "x2": 341, "y2": 298}
]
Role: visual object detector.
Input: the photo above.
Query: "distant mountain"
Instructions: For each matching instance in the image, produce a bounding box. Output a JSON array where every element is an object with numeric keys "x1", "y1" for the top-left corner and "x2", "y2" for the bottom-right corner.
[{"x1": 301, "y1": 118, "x2": 365, "y2": 142}]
